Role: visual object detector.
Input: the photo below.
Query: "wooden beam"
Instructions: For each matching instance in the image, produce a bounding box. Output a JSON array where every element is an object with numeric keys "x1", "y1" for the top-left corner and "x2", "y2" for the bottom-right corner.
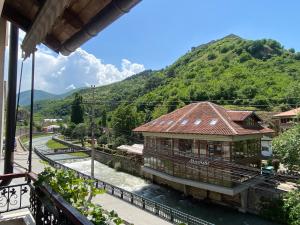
[
  {"x1": 0, "y1": 0, "x2": 4, "y2": 16},
  {"x1": 63, "y1": 8, "x2": 84, "y2": 29},
  {"x1": 44, "y1": 34, "x2": 61, "y2": 51},
  {"x1": 1, "y1": 4, "x2": 32, "y2": 31}
]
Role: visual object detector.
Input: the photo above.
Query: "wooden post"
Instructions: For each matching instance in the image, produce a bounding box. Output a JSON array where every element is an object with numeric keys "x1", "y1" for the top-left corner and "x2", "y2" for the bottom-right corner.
[{"x1": 0, "y1": 19, "x2": 6, "y2": 159}]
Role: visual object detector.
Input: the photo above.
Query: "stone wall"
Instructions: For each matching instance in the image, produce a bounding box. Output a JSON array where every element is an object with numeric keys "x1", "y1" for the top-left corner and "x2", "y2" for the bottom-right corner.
[
  {"x1": 247, "y1": 186, "x2": 283, "y2": 214},
  {"x1": 53, "y1": 136, "x2": 142, "y2": 176},
  {"x1": 93, "y1": 150, "x2": 142, "y2": 176},
  {"x1": 150, "y1": 174, "x2": 243, "y2": 210}
]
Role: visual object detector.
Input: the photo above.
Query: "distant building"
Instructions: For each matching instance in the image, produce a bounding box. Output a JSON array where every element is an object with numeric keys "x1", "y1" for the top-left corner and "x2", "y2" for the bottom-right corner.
[
  {"x1": 43, "y1": 125, "x2": 60, "y2": 133},
  {"x1": 134, "y1": 102, "x2": 274, "y2": 211},
  {"x1": 273, "y1": 107, "x2": 300, "y2": 132},
  {"x1": 43, "y1": 118, "x2": 63, "y2": 123}
]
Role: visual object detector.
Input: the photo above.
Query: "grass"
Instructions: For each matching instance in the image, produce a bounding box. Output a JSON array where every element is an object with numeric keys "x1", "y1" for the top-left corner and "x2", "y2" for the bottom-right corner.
[
  {"x1": 20, "y1": 133, "x2": 52, "y2": 143},
  {"x1": 68, "y1": 152, "x2": 89, "y2": 157},
  {"x1": 46, "y1": 139, "x2": 68, "y2": 149}
]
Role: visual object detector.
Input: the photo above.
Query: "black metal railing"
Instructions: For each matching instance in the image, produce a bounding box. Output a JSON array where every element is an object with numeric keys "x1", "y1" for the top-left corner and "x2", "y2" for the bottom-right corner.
[
  {"x1": 0, "y1": 173, "x2": 94, "y2": 225},
  {"x1": 0, "y1": 182, "x2": 30, "y2": 213},
  {"x1": 34, "y1": 147, "x2": 214, "y2": 225}
]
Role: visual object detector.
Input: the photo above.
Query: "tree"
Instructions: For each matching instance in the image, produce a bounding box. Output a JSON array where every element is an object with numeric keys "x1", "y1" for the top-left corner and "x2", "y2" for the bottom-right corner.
[
  {"x1": 71, "y1": 93, "x2": 84, "y2": 124},
  {"x1": 283, "y1": 189, "x2": 300, "y2": 225},
  {"x1": 273, "y1": 125, "x2": 300, "y2": 171},
  {"x1": 72, "y1": 123, "x2": 87, "y2": 147},
  {"x1": 111, "y1": 105, "x2": 141, "y2": 138},
  {"x1": 101, "y1": 110, "x2": 107, "y2": 127}
]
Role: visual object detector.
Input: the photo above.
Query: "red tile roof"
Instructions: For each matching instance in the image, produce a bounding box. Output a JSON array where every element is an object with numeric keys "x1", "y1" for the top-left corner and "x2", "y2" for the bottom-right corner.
[
  {"x1": 273, "y1": 107, "x2": 300, "y2": 117},
  {"x1": 227, "y1": 111, "x2": 255, "y2": 121},
  {"x1": 133, "y1": 102, "x2": 274, "y2": 136}
]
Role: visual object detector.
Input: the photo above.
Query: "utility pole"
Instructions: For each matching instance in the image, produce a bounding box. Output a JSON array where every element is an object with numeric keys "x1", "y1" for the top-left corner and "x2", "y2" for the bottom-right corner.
[{"x1": 90, "y1": 85, "x2": 95, "y2": 179}]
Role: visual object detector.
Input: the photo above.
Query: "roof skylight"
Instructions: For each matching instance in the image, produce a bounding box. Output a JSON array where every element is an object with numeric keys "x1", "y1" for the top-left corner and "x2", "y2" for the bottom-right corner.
[
  {"x1": 194, "y1": 119, "x2": 202, "y2": 125},
  {"x1": 210, "y1": 119, "x2": 218, "y2": 125},
  {"x1": 181, "y1": 119, "x2": 188, "y2": 125},
  {"x1": 159, "y1": 121, "x2": 165, "y2": 125},
  {"x1": 151, "y1": 120, "x2": 157, "y2": 125},
  {"x1": 167, "y1": 120, "x2": 173, "y2": 125}
]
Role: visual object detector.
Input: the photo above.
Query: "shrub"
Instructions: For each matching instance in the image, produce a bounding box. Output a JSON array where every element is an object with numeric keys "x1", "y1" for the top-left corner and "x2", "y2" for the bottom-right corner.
[
  {"x1": 294, "y1": 52, "x2": 300, "y2": 60},
  {"x1": 239, "y1": 51, "x2": 252, "y2": 63},
  {"x1": 207, "y1": 53, "x2": 217, "y2": 60},
  {"x1": 98, "y1": 135, "x2": 108, "y2": 145}
]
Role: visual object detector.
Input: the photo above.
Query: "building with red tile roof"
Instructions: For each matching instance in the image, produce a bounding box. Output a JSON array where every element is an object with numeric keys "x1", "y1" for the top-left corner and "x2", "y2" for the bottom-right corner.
[
  {"x1": 134, "y1": 102, "x2": 273, "y2": 136},
  {"x1": 134, "y1": 102, "x2": 274, "y2": 210},
  {"x1": 273, "y1": 107, "x2": 300, "y2": 131}
]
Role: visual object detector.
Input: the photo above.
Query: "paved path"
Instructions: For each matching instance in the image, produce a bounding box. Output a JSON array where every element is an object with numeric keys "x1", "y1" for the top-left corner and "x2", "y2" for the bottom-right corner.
[{"x1": 0, "y1": 137, "x2": 172, "y2": 225}]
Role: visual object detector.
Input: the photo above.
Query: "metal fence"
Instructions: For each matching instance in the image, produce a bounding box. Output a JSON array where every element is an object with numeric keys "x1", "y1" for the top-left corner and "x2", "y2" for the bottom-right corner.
[
  {"x1": 34, "y1": 147, "x2": 214, "y2": 225},
  {"x1": 0, "y1": 174, "x2": 94, "y2": 225}
]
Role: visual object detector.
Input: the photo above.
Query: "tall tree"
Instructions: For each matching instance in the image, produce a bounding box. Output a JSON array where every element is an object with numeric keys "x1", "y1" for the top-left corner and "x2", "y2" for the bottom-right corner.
[
  {"x1": 111, "y1": 104, "x2": 142, "y2": 137},
  {"x1": 101, "y1": 110, "x2": 107, "y2": 127},
  {"x1": 273, "y1": 125, "x2": 300, "y2": 171},
  {"x1": 71, "y1": 93, "x2": 84, "y2": 124}
]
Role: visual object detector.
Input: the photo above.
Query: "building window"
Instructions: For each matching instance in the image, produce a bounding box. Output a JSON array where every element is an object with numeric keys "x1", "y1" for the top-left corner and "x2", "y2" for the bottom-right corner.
[
  {"x1": 178, "y1": 139, "x2": 193, "y2": 154},
  {"x1": 245, "y1": 117, "x2": 256, "y2": 126},
  {"x1": 208, "y1": 142, "x2": 223, "y2": 158},
  {"x1": 158, "y1": 138, "x2": 172, "y2": 154},
  {"x1": 146, "y1": 137, "x2": 156, "y2": 151}
]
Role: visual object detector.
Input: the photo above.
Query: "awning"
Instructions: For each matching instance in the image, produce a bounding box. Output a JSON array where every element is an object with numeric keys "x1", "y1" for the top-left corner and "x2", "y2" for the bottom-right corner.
[{"x1": 1, "y1": 0, "x2": 141, "y2": 57}]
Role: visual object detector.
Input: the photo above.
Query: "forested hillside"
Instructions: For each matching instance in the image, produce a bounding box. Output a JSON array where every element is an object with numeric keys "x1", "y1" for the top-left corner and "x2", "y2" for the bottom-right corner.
[{"x1": 34, "y1": 34, "x2": 300, "y2": 125}]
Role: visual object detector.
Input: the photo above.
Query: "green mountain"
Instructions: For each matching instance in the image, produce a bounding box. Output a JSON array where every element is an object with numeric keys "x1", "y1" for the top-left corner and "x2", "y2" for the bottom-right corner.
[
  {"x1": 19, "y1": 89, "x2": 82, "y2": 106},
  {"x1": 34, "y1": 35, "x2": 300, "y2": 123}
]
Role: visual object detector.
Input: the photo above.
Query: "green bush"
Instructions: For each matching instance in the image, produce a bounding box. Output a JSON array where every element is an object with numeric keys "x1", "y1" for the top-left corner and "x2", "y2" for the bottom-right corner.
[
  {"x1": 207, "y1": 53, "x2": 217, "y2": 60},
  {"x1": 98, "y1": 135, "x2": 108, "y2": 145},
  {"x1": 36, "y1": 167, "x2": 124, "y2": 225}
]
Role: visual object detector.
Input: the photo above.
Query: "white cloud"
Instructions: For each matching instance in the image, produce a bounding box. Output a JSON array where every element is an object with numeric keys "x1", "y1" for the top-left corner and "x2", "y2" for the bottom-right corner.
[
  {"x1": 65, "y1": 84, "x2": 76, "y2": 90},
  {"x1": 4, "y1": 31, "x2": 145, "y2": 94}
]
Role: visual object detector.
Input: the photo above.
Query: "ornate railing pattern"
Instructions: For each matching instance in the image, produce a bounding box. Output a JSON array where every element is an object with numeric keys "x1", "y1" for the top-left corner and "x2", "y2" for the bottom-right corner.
[
  {"x1": 34, "y1": 147, "x2": 214, "y2": 225},
  {"x1": 0, "y1": 182, "x2": 30, "y2": 213}
]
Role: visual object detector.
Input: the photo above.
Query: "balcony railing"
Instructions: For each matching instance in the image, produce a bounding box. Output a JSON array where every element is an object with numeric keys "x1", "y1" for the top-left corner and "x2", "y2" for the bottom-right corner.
[
  {"x1": 34, "y1": 147, "x2": 214, "y2": 225},
  {"x1": 0, "y1": 173, "x2": 94, "y2": 225}
]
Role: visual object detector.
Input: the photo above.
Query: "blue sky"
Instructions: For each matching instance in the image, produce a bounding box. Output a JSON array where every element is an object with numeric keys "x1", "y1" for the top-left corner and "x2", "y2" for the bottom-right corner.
[
  {"x1": 13, "y1": 0, "x2": 300, "y2": 94},
  {"x1": 82, "y1": 0, "x2": 300, "y2": 70}
]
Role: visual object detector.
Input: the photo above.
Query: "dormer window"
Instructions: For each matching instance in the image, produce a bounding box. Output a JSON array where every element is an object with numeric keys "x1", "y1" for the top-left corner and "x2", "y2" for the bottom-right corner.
[{"x1": 245, "y1": 117, "x2": 256, "y2": 126}]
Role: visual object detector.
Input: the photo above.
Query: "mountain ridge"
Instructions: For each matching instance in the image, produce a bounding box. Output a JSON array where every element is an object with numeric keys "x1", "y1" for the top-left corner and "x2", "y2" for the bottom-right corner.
[
  {"x1": 18, "y1": 88, "x2": 83, "y2": 106},
  {"x1": 33, "y1": 34, "x2": 300, "y2": 122}
]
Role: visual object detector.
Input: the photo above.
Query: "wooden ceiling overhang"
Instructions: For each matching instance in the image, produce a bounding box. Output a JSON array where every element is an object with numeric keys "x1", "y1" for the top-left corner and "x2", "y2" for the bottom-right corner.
[{"x1": 1, "y1": 0, "x2": 141, "y2": 57}]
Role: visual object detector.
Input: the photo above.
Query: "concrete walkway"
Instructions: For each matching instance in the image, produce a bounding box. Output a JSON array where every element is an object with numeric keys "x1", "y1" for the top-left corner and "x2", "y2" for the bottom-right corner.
[{"x1": 0, "y1": 137, "x2": 172, "y2": 225}]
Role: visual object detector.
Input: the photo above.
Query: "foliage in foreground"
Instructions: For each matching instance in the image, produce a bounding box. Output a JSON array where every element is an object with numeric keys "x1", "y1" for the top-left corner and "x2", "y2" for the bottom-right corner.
[
  {"x1": 36, "y1": 167, "x2": 125, "y2": 225},
  {"x1": 260, "y1": 187, "x2": 300, "y2": 225},
  {"x1": 272, "y1": 125, "x2": 300, "y2": 171}
]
